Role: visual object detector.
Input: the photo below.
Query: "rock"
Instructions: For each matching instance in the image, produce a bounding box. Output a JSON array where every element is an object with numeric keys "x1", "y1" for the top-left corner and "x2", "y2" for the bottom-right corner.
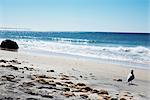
[
  {"x1": 80, "y1": 94, "x2": 88, "y2": 99},
  {"x1": 0, "y1": 39, "x2": 19, "y2": 49},
  {"x1": 98, "y1": 90, "x2": 109, "y2": 95}
]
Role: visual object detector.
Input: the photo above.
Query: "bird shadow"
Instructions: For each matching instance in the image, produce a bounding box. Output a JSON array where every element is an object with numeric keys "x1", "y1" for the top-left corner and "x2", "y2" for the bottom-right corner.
[{"x1": 128, "y1": 83, "x2": 138, "y2": 86}]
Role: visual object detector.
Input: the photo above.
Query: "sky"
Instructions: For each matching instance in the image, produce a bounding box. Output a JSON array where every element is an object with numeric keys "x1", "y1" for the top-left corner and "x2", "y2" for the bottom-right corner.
[{"x1": 0, "y1": 0, "x2": 149, "y2": 32}]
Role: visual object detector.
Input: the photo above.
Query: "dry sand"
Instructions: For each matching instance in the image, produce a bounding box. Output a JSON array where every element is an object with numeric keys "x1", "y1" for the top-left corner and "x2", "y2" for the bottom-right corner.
[{"x1": 0, "y1": 50, "x2": 150, "y2": 100}]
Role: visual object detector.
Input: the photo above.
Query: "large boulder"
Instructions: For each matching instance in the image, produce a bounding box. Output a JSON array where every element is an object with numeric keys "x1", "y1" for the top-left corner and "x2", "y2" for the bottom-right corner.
[{"x1": 0, "y1": 39, "x2": 19, "y2": 49}]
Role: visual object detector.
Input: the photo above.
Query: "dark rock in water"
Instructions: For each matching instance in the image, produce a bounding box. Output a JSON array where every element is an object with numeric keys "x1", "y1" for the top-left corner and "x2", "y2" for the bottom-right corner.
[{"x1": 0, "y1": 39, "x2": 19, "y2": 50}]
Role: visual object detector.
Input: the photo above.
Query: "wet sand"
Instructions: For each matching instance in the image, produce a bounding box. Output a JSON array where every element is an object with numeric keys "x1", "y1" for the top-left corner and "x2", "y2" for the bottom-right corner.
[{"x1": 0, "y1": 50, "x2": 150, "y2": 100}]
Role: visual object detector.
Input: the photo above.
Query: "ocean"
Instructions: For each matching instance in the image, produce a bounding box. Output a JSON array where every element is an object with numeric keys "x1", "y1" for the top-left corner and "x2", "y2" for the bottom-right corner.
[{"x1": 0, "y1": 31, "x2": 150, "y2": 69}]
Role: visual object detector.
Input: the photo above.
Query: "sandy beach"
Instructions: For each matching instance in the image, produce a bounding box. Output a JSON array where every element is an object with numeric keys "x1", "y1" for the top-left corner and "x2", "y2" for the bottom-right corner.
[{"x1": 0, "y1": 49, "x2": 150, "y2": 100}]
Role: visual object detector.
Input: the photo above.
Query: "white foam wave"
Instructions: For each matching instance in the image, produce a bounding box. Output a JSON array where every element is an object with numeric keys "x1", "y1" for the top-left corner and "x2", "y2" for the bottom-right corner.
[{"x1": 0, "y1": 39, "x2": 149, "y2": 68}]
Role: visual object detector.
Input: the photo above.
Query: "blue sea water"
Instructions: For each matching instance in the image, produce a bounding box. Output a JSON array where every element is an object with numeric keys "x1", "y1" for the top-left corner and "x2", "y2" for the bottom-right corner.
[{"x1": 0, "y1": 31, "x2": 150, "y2": 69}]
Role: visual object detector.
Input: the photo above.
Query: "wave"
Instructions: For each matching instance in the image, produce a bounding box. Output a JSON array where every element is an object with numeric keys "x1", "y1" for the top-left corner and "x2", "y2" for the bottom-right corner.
[{"x1": 0, "y1": 39, "x2": 149, "y2": 68}]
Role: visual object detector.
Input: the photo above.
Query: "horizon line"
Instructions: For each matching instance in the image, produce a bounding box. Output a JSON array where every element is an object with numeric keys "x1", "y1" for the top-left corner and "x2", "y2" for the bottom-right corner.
[{"x1": 0, "y1": 27, "x2": 149, "y2": 34}]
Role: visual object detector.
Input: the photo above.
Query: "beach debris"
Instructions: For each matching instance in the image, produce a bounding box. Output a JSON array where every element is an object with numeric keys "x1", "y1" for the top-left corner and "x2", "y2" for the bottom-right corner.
[
  {"x1": 102, "y1": 95, "x2": 111, "y2": 100},
  {"x1": 0, "y1": 59, "x2": 21, "y2": 64},
  {"x1": 22, "y1": 82, "x2": 35, "y2": 87},
  {"x1": 24, "y1": 66, "x2": 35, "y2": 71},
  {"x1": 1, "y1": 75, "x2": 15, "y2": 80},
  {"x1": 80, "y1": 75, "x2": 83, "y2": 78},
  {"x1": 110, "y1": 97, "x2": 118, "y2": 100},
  {"x1": 0, "y1": 59, "x2": 7, "y2": 63},
  {"x1": 0, "y1": 64, "x2": 19, "y2": 70},
  {"x1": 98, "y1": 89, "x2": 109, "y2": 95},
  {"x1": 26, "y1": 98, "x2": 39, "y2": 100},
  {"x1": 62, "y1": 87, "x2": 70, "y2": 92},
  {"x1": 0, "y1": 74, "x2": 20, "y2": 83},
  {"x1": 64, "y1": 81, "x2": 74, "y2": 84},
  {"x1": 55, "y1": 82, "x2": 63, "y2": 86},
  {"x1": 9, "y1": 60, "x2": 21, "y2": 64},
  {"x1": 47, "y1": 70, "x2": 55, "y2": 72},
  {"x1": 79, "y1": 86, "x2": 93, "y2": 92},
  {"x1": 0, "y1": 97, "x2": 14, "y2": 100},
  {"x1": 60, "y1": 74, "x2": 70, "y2": 80},
  {"x1": 80, "y1": 94, "x2": 88, "y2": 99},
  {"x1": 92, "y1": 89, "x2": 99, "y2": 93},
  {"x1": 62, "y1": 92, "x2": 75, "y2": 97},
  {"x1": 0, "y1": 39, "x2": 19, "y2": 50},
  {"x1": 113, "y1": 78, "x2": 123, "y2": 82},
  {"x1": 120, "y1": 97, "x2": 127, "y2": 100},
  {"x1": 76, "y1": 83, "x2": 86, "y2": 86},
  {"x1": 41, "y1": 94, "x2": 53, "y2": 98}
]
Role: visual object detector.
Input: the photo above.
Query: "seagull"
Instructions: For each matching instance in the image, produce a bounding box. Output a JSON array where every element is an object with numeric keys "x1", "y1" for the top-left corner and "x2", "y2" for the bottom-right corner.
[{"x1": 127, "y1": 69, "x2": 135, "y2": 85}]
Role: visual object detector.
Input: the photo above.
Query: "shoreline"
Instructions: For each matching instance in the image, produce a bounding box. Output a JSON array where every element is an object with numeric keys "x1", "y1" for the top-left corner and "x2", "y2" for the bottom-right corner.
[
  {"x1": 20, "y1": 48, "x2": 149, "y2": 70},
  {"x1": 0, "y1": 49, "x2": 150, "y2": 99}
]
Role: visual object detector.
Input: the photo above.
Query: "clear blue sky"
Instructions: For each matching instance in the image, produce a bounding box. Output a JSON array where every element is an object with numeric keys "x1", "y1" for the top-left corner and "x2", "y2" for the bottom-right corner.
[{"x1": 0, "y1": 0, "x2": 149, "y2": 32}]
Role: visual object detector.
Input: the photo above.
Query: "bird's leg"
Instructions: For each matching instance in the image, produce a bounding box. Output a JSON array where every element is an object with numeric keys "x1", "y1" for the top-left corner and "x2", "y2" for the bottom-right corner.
[
  {"x1": 128, "y1": 81, "x2": 131, "y2": 85},
  {"x1": 131, "y1": 81, "x2": 133, "y2": 85}
]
